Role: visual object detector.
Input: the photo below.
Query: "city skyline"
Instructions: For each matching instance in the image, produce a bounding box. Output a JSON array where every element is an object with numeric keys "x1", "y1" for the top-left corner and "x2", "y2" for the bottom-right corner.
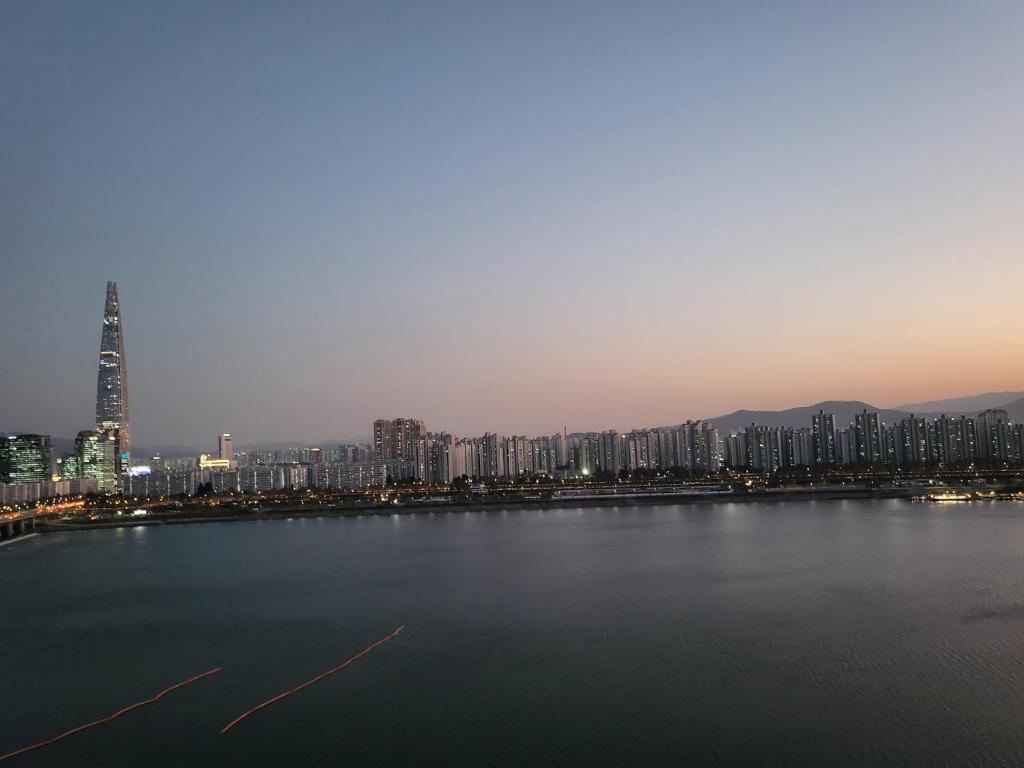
[
  {"x1": 4, "y1": 276, "x2": 1023, "y2": 454},
  {"x1": 7, "y1": 289, "x2": 1021, "y2": 503},
  {"x1": 98, "y1": 405, "x2": 1024, "y2": 501},
  {"x1": 0, "y1": 278, "x2": 1022, "y2": 448},
  {"x1": 2, "y1": 3, "x2": 1023, "y2": 446}
]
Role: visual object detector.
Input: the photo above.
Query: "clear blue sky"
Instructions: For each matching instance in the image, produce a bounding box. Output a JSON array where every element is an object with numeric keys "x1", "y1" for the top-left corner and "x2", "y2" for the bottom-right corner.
[{"x1": 2, "y1": 1, "x2": 1022, "y2": 449}]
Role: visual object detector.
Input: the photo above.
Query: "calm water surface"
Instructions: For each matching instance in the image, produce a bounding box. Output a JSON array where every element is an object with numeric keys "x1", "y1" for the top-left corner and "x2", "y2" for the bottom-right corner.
[{"x1": 4, "y1": 500, "x2": 1024, "y2": 766}]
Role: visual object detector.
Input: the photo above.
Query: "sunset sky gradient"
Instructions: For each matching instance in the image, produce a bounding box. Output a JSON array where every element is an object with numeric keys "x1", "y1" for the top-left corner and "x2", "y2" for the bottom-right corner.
[{"x1": 2, "y1": 1, "x2": 1022, "y2": 447}]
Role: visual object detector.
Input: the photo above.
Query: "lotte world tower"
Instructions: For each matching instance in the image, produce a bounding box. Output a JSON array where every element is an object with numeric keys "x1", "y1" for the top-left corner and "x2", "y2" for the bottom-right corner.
[{"x1": 95, "y1": 280, "x2": 130, "y2": 466}]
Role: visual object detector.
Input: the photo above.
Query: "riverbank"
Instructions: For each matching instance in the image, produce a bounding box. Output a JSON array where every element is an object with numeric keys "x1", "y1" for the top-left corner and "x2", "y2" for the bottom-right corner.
[
  {"x1": 35, "y1": 484, "x2": 1024, "y2": 533},
  {"x1": 0, "y1": 532, "x2": 39, "y2": 546}
]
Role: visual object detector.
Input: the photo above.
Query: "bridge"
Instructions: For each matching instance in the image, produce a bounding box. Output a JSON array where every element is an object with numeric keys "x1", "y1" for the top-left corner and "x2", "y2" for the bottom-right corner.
[{"x1": 0, "y1": 509, "x2": 45, "y2": 541}]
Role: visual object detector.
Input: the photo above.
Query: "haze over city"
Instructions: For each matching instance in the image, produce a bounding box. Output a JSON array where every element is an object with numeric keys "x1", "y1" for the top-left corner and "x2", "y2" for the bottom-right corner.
[{"x1": 3, "y1": 1, "x2": 1022, "y2": 447}]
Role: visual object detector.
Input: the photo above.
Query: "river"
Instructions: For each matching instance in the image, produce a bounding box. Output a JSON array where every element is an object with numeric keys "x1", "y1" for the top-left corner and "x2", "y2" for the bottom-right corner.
[{"x1": 3, "y1": 499, "x2": 1024, "y2": 766}]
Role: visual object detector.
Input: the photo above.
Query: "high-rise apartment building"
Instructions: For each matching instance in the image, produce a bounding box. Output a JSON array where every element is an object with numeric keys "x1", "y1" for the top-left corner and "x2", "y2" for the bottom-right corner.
[
  {"x1": 837, "y1": 427, "x2": 857, "y2": 466},
  {"x1": 95, "y1": 281, "x2": 130, "y2": 469},
  {"x1": 419, "y1": 432, "x2": 454, "y2": 484},
  {"x1": 854, "y1": 410, "x2": 882, "y2": 464},
  {"x1": 812, "y1": 410, "x2": 837, "y2": 466},
  {"x1": 897, "y1": 416, "x2": 929, "y2": 466},
  {"x1": 373, "y1": 418, "x2": 425, "y2": 462},
  {"x1": 977, "y1": 409, "x2": 1011, "y2": 463}
]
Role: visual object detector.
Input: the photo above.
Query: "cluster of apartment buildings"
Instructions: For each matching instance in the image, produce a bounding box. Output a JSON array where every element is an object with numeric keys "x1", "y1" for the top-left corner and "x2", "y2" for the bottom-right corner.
[
  {"x1": 341, "y1": 409, "x2": 1024, "y2": 485},
  {"x1": 0, "y1": 477, "x2": 97, "y2": 505},
  {"x1": 723, "y1": 409, "x2": 1024, "y2": 472},
  {"x1": 8, "y1": 411, "x2": 1024, "y2": 507},
  {"x1": 368, "y1": 417, "x2": 723, "y2": 484},
  {"x1": 126, "y1": 462, "x2": 390, "y2": 497},
  {"x1": 117, "y1": 418, "x2": 725, "y2": 499}
]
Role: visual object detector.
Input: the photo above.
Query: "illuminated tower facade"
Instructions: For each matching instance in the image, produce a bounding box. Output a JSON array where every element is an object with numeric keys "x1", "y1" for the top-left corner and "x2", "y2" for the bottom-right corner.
[
  {"x1": 95, "y1": 281, "x2": 130, "y2": 468},
  {"x1": 218, "y1": 433, "x2": 233, "y2": 462}
]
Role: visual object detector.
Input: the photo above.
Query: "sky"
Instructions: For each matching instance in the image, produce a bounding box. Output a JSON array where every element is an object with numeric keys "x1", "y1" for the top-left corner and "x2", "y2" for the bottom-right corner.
[{"x1": 1, "y1": 1, "x2": 1022, "y2": 449}]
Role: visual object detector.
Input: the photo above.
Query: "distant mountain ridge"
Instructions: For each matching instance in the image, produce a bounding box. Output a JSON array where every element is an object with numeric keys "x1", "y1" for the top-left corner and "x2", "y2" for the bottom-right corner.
[
  {"x1": 895, "y1": 391, "x2": 1024, "y2": 413},
  {"x1": 704, "y1": 391, "x2": 1024, "y2": 434},
  {"x1": 916, "y1": 398, "x2": 1024, "y2": 424},
  {"x1": 704, "y1": 401, "x2": 912, "y2": 434}
]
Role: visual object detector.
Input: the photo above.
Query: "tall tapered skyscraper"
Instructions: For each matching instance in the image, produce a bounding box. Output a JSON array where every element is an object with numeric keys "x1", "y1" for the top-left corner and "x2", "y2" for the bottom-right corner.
[{"x1": 96, "y1": 281, "x2": 130, "y2": 465}]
